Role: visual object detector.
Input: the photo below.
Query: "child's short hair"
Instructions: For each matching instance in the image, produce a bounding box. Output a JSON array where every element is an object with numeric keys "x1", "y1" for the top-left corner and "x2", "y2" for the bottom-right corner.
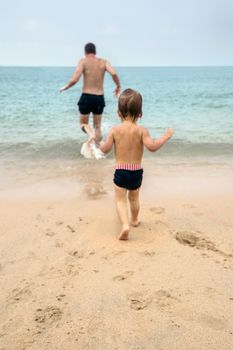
[{"x1": 118, "y1": 89, "x2": 142, "y2": 121}]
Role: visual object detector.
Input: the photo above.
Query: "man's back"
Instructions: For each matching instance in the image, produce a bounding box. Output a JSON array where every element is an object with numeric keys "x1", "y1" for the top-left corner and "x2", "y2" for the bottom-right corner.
[
  {"x1": 82, "y1": 56, "x2": 106, "y2": 95},
  {"x1": 59, "y1": 42, "x2": 121, "y2": 142}
]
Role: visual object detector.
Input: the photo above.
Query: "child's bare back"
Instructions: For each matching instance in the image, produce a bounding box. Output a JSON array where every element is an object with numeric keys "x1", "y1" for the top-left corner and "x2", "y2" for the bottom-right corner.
[{"x1": 111, "y1": 122, "x2": 144, "y2": 164}]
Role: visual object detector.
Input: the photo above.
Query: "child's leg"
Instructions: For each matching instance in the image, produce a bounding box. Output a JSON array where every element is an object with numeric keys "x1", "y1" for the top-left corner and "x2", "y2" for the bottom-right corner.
[
  {"x1": 128, "y1": 188, "x2": 140, "y2": 227},
  {"x1": 114, "y1": 185, "x2": 130, "y2": 240}
]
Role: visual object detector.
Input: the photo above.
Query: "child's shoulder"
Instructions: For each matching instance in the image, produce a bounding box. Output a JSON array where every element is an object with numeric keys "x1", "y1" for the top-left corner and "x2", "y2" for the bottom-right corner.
[
  {"x1": 110, "y1": 125, "x2": 120, "y2": 133},
  {"x1": 107, "y1": 125, "x2": 120, "y2": 138},
  {"x1": 138, "y1": 125, "x2": 149, "y2": 133}
]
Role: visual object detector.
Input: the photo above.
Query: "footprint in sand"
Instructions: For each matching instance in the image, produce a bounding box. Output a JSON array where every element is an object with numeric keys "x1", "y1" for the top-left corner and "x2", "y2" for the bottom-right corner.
[
  {"x1": 45, "y1": 229, "x2": 56, "y2": 237},
  {"x1": 67, "y1": 250, "x2": 85, "y2": 259},
  {"x1": 175, "y1": 231, "x2": 233, "y2": 263},
  {"x1": 56, "y1": 221, "x2": 63, "y2": 226},
  {"x1": 128, "y1": 291, "x2": 152, "y2": 310},
  {"x1": 198, "y1": 314, "x2": 226, "y2": 331},
  {"x1": 175, "y1": 231, "x2": 218, "y2": 251},
  {"x1": 141, "y1": 251, "x2": 156, "y2": 257},
  {"x1": 155, "y1": 289, "x2": 178, "y2": 309},
  {"x1": 34, "y1": 306, "x2": 63, "y2": 324},
  {"x1": 175, "y1": 231, "x2": 199, "y2": 247},
  {"x1": 65, "y1": 263, "x2": 79, "y2": 276},
  {"x1": 7, "y1": 283, "x2": 33, "y2": 303},
  {"x1": 150, "y1": 207, "x2": 165, "y2": 214},
  {"x1": 56, "y1": 294, "x2": 66, "y2": 302},
  {"x1": 113, "y1": 271, "x2": 134, "y2": 281},
  {"x1": 84, "y1": 183, "x2": 107, "y2": 199}
]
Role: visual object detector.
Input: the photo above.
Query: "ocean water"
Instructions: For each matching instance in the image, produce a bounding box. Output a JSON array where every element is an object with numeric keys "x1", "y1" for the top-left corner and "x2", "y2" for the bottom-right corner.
[{"x1": 0, "y1": 66, "x2": 233, "y2": 171}]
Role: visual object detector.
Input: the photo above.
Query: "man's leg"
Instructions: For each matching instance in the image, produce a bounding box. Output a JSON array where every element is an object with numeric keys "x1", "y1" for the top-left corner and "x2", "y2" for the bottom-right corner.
[
  {"x1": 80, "y1": 114, "x2": 95, "y2": 142},
  {"x1": 93, "y1": 114, "x2": 102, "y2": 142},
  {"x1": 128, "y1": 188, "x2": 140, "y2": 227},
  {"x1": 114, "y1": 185, "x2": 130, "y2": 240}
]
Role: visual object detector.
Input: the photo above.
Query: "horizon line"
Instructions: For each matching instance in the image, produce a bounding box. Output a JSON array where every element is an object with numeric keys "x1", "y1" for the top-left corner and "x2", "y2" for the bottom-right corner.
[{"x1": 0, "y1": 64, "x2": 233, "y2": 68}]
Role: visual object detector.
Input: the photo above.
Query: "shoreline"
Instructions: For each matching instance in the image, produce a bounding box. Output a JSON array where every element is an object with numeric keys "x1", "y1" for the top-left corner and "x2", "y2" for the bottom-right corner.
[{"x1": 1, "y1": 156, "x2": 233, "y2": 195}]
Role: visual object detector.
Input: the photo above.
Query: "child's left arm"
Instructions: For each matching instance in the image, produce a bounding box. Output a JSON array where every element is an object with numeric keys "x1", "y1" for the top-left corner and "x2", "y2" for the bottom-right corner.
[{"x1": 100, "y1": 128, "x2": 114, "y2": 153}]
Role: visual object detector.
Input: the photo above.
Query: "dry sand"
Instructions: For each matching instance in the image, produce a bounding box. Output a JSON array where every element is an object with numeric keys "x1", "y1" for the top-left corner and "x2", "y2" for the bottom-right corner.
[{"x1": 0, "y1": 162, "x2": 233, "y2": 350}]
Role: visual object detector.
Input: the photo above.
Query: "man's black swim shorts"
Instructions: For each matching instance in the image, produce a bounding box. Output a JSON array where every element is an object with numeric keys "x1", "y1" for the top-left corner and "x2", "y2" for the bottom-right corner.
[{"x1": 78, "y1": 93, "x2": 105, "y2": 115}]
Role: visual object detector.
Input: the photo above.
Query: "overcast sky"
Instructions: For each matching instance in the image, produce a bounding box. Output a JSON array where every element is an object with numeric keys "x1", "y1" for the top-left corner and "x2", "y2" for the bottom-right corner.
[{"x1": 1, "y1": 0, "x2": 233, "y2": 66}]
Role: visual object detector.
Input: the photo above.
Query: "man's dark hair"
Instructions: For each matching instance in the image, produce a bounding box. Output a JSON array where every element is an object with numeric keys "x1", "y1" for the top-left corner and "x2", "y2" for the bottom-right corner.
[
  {"x1": 84, "y1": 43, "x2": 96, "y2": 54},
  {"x1": 118, "y1": 88, "x2": 142, "y2": 121}
]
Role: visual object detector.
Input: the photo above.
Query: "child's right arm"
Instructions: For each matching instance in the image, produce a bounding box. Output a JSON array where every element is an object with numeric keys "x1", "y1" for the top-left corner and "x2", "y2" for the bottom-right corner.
[
  {"x1": 142, "y1": 128, "x2": 174, "y2": 152},
  {"x1": 99, "y1": 128, "x2": 115, "y2": 154}
]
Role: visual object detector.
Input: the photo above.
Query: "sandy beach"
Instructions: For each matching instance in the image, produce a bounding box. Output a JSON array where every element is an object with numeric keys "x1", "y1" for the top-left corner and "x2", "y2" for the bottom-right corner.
[{"x1": 0, "y1": 161, "x2": 233, "y2": 350}]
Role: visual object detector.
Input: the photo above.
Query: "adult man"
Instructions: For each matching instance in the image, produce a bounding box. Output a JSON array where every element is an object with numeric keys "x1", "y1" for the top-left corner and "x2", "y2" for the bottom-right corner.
[{"x1": 60, "y1": 43, "x2": 121, "y2": 142}]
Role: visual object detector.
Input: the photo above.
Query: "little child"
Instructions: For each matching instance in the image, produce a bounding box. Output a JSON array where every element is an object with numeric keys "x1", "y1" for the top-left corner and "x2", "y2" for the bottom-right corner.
[{"x1": 100, "y1": 88, "x2": 173, "y2": 240}]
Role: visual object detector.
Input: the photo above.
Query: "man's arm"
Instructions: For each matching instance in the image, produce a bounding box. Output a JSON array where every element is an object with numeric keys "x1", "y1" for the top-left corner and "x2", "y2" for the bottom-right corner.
[
  {"x1": 105, "y1": 61, "x2": 121, "y2": 96},
  {"x1": 59, "y1": 60, "x2": 84, "y2": 92},
  {"x1": 142, "y1": 128, "x2": 174, "y2": 152},
  {"x1": 99, "y1": 128, "x2": 114, "y2": 153}
]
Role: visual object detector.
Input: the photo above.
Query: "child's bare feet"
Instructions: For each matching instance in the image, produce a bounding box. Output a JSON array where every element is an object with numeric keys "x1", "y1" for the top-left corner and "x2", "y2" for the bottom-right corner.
[
  {"x1": 130, "y1": 220, "x2": 140, "y2": 227},
  {"x1": 118, "y1": 225, "x2": 129, "y2": 240}
]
